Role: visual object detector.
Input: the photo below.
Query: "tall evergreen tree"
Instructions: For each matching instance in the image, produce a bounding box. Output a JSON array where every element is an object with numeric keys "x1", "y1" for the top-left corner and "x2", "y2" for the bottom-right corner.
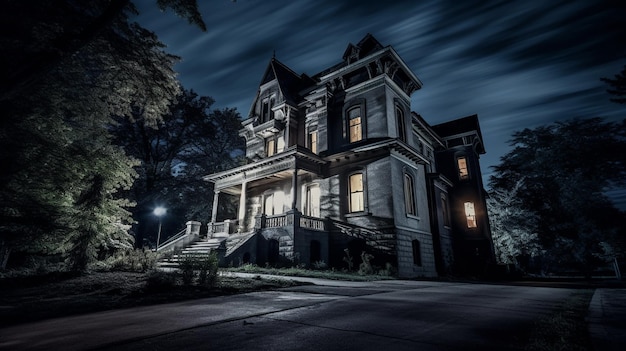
[{"x1": 0, "y1": 0, "x2": 204, "y2": 270}]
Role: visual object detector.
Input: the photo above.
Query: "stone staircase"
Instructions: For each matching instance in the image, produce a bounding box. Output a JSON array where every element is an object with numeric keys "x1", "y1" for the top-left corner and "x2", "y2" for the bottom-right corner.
[
  {"x1": 156, "y1": 230, "x2": 258, "y2": 270},
  {"x1": 156, "y1": 237, "x2": 224, "y2": 270}
]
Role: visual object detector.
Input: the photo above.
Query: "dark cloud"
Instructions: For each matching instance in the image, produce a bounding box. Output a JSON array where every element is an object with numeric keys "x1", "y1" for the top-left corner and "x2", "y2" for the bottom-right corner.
[{"x1": 134, "y1": 0, "x2": 626, "y2": 207}]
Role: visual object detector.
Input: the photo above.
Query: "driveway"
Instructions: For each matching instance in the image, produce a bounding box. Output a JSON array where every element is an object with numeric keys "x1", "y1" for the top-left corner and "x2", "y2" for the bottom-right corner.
[{"x1": 0, "y1": 276, "x2": 591, "y2": 351}]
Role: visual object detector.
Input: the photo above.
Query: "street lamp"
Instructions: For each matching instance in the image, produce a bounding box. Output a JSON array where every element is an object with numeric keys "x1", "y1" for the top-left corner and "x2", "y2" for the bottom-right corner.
[{"x1": 154, "y1": 206, "x2": 167, "y2": 250}]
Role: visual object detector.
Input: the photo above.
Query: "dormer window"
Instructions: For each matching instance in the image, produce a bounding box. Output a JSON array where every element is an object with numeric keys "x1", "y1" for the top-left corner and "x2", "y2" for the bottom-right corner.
[{"x1": 261, "y1": 96, "x2": 275, "y2": 123}]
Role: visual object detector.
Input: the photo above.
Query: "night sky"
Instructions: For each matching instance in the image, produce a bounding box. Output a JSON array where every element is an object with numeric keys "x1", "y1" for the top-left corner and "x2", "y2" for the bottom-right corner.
[{"x1": 134, "y1": 0, "x2": 626, "y2": 207}]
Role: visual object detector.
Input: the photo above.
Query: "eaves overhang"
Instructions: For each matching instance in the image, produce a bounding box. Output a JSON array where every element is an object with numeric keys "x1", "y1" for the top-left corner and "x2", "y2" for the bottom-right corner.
[
  {"x1": 318, "y1": 47, "x2": 423, "y2": 90},
  {"x1": 203, "y1": 145, "x2": 327, "y2": 190},
  {"x1": 325, "y1": 139, "x2": 429, "y2": 165}
]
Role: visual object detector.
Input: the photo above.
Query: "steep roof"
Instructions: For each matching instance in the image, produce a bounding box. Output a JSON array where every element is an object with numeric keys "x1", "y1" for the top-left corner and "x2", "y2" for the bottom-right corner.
[
  {"x1": 431, "y1": 114, "x2": 486, "y2": 154},
  {"x1": 259, "y1": 58, "x2": 309, "y2": 106},
  {"x1": 315, "y1": 33, "x2": 386, "y2": 79},
  {"x1": 342, "y1": 33, "x2": 384, "y2": 61}
]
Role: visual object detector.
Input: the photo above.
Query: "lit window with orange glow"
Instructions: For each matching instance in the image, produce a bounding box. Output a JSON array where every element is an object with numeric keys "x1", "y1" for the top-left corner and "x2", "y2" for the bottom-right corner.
[
  {"x1": 348, "y1": 173, "x2": 364, "y2": 212},
  {"x1": 348, "y1": 107, "x2": 362, "y2": 143},
  {"x1": 464, "y1": 202, "x2": 477, "y2": 228},
  {"x1": 308, "y1": 130, "x2": 318, "y2": 154},
  {"x1": 266, "y1": 138, "x2": 275, "y2": 157},
  {"x1": 457, "y1": 157, "x2": 469, "y2": 180}
]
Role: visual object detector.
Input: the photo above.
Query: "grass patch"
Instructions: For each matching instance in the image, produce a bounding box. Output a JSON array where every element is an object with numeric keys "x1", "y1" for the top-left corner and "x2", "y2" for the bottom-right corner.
[
  {"x1": 0, "y1": 270, "x2": 305, "y2": 327},
  {"x1": 224, "y1": 264, "x2": 396, "y2": 281},
  {"x1": 526, "y1": 289, "x2": 595, "y2": 351}
]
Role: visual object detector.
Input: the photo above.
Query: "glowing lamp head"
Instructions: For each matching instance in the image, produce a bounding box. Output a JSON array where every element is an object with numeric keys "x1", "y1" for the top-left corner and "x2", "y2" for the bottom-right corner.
[{"x1": 153, "y1": 206, "x2": 166, "y2": 217}]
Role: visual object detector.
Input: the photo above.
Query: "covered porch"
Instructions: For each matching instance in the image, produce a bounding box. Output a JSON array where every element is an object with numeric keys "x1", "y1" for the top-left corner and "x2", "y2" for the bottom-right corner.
[{"x1": 204, "y1": 145, "x2": 327, "y2": 237}]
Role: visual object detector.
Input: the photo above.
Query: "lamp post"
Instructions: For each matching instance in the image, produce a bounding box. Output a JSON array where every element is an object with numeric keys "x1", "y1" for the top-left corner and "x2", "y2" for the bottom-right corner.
[{"x1": 154, "y1": 206, "x2": 166, "y2": 250}]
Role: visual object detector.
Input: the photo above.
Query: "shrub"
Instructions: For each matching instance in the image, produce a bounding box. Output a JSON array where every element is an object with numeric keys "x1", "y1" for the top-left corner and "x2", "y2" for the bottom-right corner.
[
  {"x1": 178, "y1": 252, "x2": 220, "y2": 287},
  {"x1": 145, "y1": 270, "x2": 177, "y2": 291},
  {"x1": 178, "y1": 254, "x2": 197, "y2": 286},
  {"x1": 343, "y1": 249, "x2": 354, "y2": 271},
  {"x1": 358, "y1": 252, "x2": 374, "y2": 275},
  {"x1": 198, "y1": 252, "x2": 219, "y2": 288},
  {"x1": 377, "y1": 262, "x2": 396, "y2": 277},
  {"x1": 312, "y1": 260, "x2": 327, "y2": 270},
  {"x1": 99, "y1": 249, "x2": 158, "y2": 272}
]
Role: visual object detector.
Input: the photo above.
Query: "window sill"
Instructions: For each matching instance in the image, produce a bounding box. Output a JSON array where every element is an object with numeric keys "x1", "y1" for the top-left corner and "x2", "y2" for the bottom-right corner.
[
  {"x1": 345, "y1": 211, "x2": 371, "y2": 218},
  {"x1": 406, "y1": 214, "x2": 420, "y2": 221}
]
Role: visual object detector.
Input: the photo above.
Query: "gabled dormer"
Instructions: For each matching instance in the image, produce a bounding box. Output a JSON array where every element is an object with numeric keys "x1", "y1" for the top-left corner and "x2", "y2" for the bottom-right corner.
[{"x1": 240, "y1": 58, "x2": 310, "y2": 161}]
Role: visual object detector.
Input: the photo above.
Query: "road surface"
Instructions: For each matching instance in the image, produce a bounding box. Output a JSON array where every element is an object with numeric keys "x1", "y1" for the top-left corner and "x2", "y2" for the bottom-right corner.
[{"x1": 0, "y1": 278, "x2": 580, "y2": 351}]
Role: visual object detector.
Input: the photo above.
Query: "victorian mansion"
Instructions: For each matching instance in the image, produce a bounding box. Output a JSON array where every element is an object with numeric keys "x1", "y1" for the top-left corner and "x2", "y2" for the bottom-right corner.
[{"x1": 192, "y1": 34, "x2": 495, "y2": 277}]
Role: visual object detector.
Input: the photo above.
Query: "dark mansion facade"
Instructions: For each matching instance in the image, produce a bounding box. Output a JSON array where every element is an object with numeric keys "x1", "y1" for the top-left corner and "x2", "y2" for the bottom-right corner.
[{"x1": 176, "y1": 34, "x2": 494, "y2": 277}]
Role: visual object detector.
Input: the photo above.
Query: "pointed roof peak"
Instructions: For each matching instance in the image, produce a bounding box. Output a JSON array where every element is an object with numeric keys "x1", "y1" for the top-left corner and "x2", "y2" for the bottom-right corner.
[{"x1": 342, "y1": 33, "x2": 385, "y2": 62}]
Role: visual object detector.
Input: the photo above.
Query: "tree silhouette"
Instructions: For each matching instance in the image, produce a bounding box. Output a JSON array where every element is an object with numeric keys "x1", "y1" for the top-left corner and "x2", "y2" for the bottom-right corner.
[{"x1": 601, "y1": 64, "x2": 626, "y2": 104}]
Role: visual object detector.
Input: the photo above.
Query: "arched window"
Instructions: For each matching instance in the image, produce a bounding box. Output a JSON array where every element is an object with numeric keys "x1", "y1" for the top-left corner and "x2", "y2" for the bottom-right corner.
[
  {"x1": 404, "y1": 172, "x2": 417, "y2": 216},
  {"x1": 464, "y1": 202, "x2": 477, "y2": 228},
  {"x1": 396, "y1": 106, "x2": 406, "y2": 142},
  {"x1": 348, "y1": 172, "x2": 364, "y2": 212},
  {"x1": 412, "y1": 240, "x2": 422, "y2": 266},
  {"x1": 261, "y1": 95, "x2": 275, "y2": 123},
  {"x1": 348, "y1": 106, "x2": 363, "y2": 143}
]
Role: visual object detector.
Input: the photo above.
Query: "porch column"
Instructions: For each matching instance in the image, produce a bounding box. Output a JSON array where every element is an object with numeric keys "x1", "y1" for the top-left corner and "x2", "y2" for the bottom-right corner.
[
  {"x1": 211, "y1": 190, "x2": 220, "y2": 223},
  {"x1": 291, "y1": 163, "x2": 298, "y2": 210},
  {"x1": 238, "y1": 180, "x2": 247, "y2": 224}
]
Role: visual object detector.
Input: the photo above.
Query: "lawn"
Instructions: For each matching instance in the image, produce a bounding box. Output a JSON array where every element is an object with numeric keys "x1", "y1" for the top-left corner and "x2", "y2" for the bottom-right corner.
[{"x1": 0, "y1": 270, "x2": 304, "y2": 327}]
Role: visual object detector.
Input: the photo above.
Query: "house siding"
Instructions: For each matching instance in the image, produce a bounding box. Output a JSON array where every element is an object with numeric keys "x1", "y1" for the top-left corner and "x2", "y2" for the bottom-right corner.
[{"x1": 203, "y1": 34, "x2": 494, "y2": 278}]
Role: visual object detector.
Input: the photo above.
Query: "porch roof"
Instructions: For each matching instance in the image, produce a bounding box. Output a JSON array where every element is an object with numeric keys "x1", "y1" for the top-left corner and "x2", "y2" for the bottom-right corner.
[{"x1": 203, "y1": 145, "x2": 326, "y2": 193}]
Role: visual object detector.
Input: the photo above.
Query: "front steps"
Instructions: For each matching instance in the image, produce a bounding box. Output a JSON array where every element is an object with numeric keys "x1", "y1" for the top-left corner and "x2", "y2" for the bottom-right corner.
[
  {"x1": 156, "y1": 237, "x2": 224, "y2": 270},
  {"x1": 156, "y1": 231, "x2": 257, "y2": 270}
]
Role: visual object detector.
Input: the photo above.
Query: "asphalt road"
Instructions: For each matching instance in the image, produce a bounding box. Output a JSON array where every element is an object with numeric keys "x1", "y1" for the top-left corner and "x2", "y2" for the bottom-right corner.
[{"x1": 0, "y1": 278, "x2": 577, "y2": 351}]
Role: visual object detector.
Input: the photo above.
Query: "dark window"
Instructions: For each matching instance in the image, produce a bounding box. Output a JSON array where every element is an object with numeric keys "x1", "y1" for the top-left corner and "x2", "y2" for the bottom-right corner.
[
  {"x1": 412, "y1": 240, "x2": 422, "y2": 266},
  {"x1": 441, "y1": 194, "x2": 450, "y2": 227},
  {"x1": 404, "y1": 173, "x2": 417, "y2": 216},
  {"x1": 261, "y1": 96, "x2": 275, "y2": 123},
  {"x1": 396, "y1": 106, "x2": 406, "y2": 142}
]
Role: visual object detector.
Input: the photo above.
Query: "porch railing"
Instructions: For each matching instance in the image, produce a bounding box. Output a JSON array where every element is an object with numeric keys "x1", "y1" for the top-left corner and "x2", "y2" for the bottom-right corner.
[
  {"x1": 300, "y1": 215, "x2": 325, "y2": 231},
  {"x1": 253, "y1": 211, "x2": 326, "y2": 232},
  {"x1": 156, "y1": 221, "x2": 202, "y2": 252},
  {"x1": 210, "y1": 219, "x2": 237, "y2": 235},
  {"x1": 265, "y1": 214, "x2": 287, "y2": 228}
]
